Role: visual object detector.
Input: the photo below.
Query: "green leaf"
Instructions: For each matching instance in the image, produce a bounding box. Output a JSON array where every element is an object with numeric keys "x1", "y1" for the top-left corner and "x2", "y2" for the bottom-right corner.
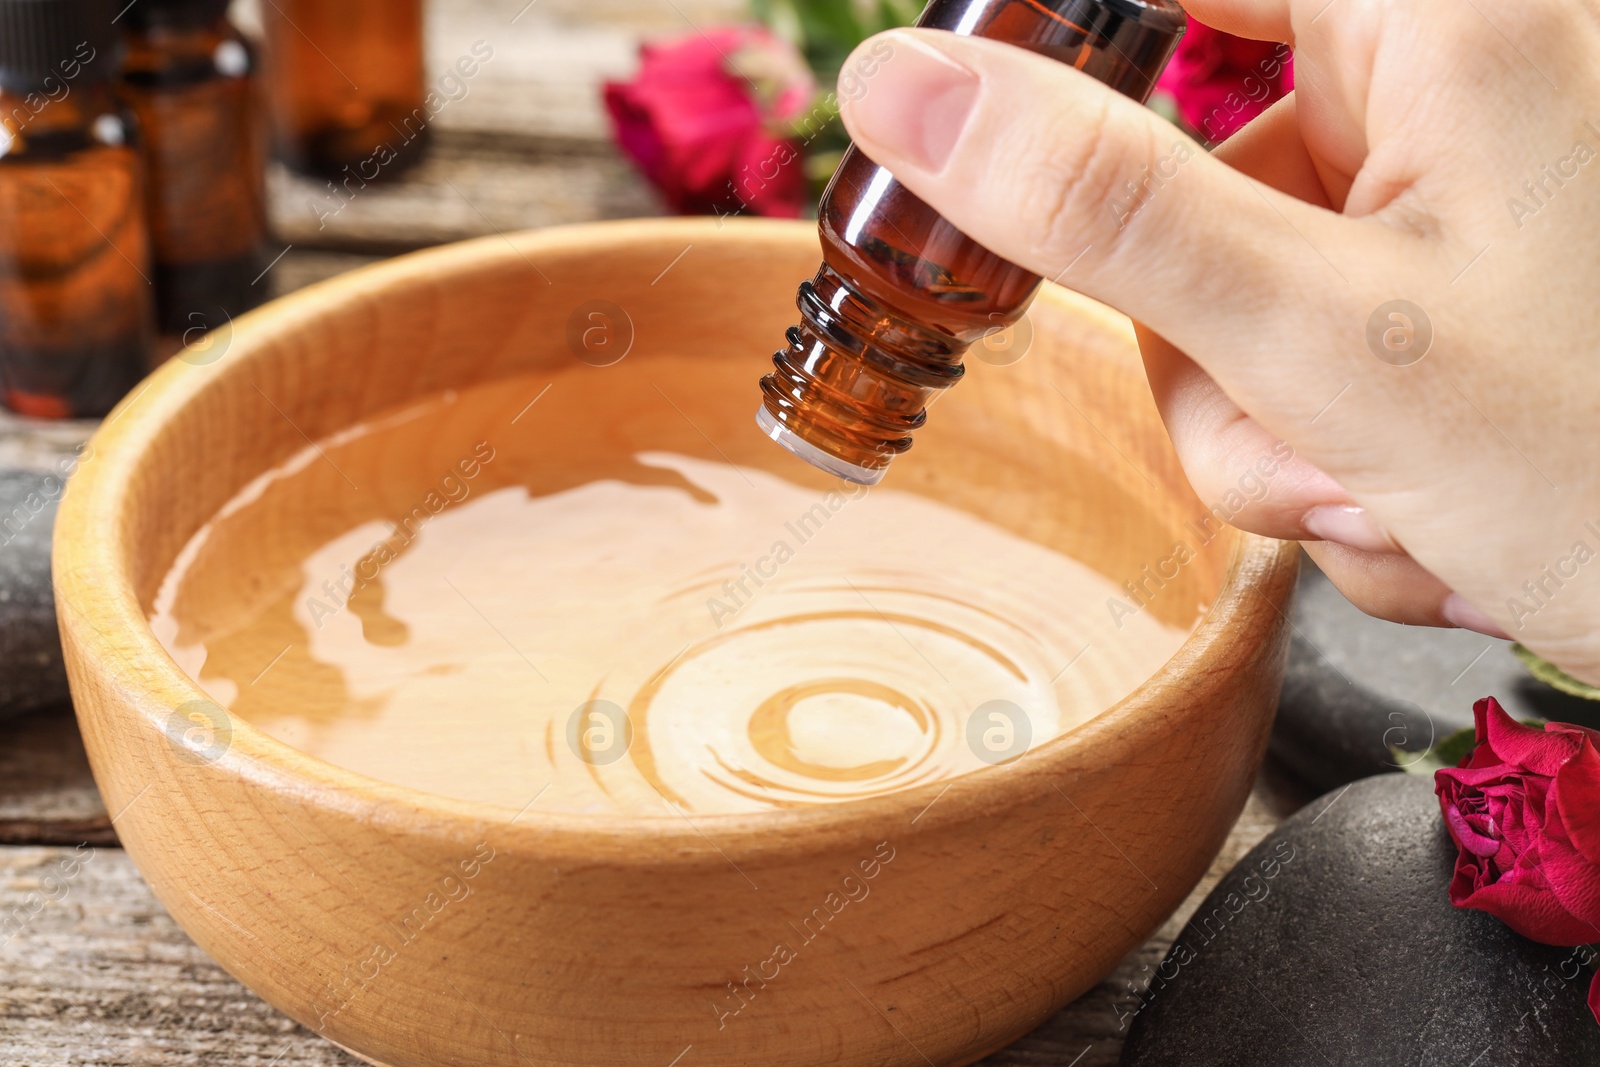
[
  {"x1": 753, "y1": 0, "x2": 919, "y2": 85},
  {"x1": 753, "y1": 0, "x2": 805, "y2": 49},
  {"x1": 803, "y1": 147, "x2": 846, "y2": 184},
  {"x1": 1513, "y1": 644, "x2": 1600, "y2": 701},
  {"x1": 1395, "y1": 725, "x2": 1480, "y2": 777}
]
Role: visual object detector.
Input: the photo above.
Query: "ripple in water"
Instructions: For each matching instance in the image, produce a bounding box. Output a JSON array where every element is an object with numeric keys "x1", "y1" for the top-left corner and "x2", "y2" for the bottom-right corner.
[
  {"x1": 576, "y1": 579, "x2": 1062, "y2": 811},
  {"x1": 151, "y1": 377, "x2": 1192, "y2": 816}
]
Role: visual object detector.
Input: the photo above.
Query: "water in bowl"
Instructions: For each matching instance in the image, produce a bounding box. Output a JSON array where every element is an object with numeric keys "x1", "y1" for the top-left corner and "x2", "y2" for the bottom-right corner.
[{"x1": 150, "y1": 366, "x2": 1191, "y2": 815}]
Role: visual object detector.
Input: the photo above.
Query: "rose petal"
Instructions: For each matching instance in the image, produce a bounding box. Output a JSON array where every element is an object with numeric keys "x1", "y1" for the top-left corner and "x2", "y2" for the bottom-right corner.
[
  {"x1": 1507, "y1": 843, "x2": 1550, "y2": 885},
  {"x1": 729, "y1": 135, "x2": 806, "y2": 218},
  {"x1": 1459, "y1": 733, "x2": 1504, "y2": 770},
  {"x1": 1554, "y1": 737, "x2": 1600, "y2": 866},
  {"x1": 1452, "y1": 871, "x2": 1600, "y2": 945},
  {"x1": 1445, "y1": 803, "x2": 1503, "y2": 857},
  {"x1": 1536, "y1": 815, "x2": 1600, "y2": 936},
  {"x1": 1500, "y1": 810, "x2": 1535, "y2": 859},
  {"x1": 1545, "y1": 721, "x2": 1600, "y2": 744},
  {"x1": 1449, "y1": 851, "x2": 1494, "y2": 899},
  {"x1": 603, "y1": 26, "x2": 808, "y2": 217},
  {"x1": 1439, "y1": 758, "x2": 1521, "y2": 789},
  {"x1": 1156, "y1": 17, "x2": 1292, "y2": 142},
  {"x1": 1471, "y1": 696, "x2": 1495, "y2": 745},
  {"x1": 1481, "y1": 697, "x2": 1582, "y2": 775}
]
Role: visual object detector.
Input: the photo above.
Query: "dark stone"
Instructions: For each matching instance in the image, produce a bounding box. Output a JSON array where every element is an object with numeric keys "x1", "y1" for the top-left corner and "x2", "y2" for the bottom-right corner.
[
  {"x1": 1271, "y1": 554, "x2": 1600, "y2": 792},
  {"x1": 0, "y1": 470, "x2": 68, "y2": 719},
  {"x1": 1121, "y1": 775, "x2": 1600, "y2": 1066}
]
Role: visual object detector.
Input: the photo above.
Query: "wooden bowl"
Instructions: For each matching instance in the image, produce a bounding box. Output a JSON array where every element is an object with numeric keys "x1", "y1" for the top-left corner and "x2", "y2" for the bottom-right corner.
[{"x1": 54, "y1": 219, "x2": 1297, "y2": 1067}]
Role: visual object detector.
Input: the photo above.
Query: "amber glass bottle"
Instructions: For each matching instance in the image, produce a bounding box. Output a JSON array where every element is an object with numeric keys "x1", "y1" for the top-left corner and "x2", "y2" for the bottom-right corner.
[
  {"x1": 757, "y1": 0, "x2": 1185, "y2": 485},
  {"x1": 0, "y1": 0, "x2": 151, "y2": 418},
  {"x1": 120, "y1": 0, "x2": 267, "y2": 337},
  {"x1": 259, "y1": 0, "x2": 428, "y2": 180}
]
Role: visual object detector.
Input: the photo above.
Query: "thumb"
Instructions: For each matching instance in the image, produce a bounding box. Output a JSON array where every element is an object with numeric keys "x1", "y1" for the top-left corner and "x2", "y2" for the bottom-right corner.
[{"x1": 837, "y1": 29, "x2": 1379, "y2": 388}]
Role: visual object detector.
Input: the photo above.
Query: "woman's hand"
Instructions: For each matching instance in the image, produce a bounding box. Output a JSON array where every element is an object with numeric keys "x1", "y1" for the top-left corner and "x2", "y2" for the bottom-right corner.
[{"x1": 837, "y1": 0, "x2": 1600, "y2": 683}]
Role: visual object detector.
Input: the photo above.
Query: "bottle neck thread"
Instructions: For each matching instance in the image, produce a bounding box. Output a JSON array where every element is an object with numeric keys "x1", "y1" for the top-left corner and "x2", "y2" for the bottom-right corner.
[{"x1": 757, "y1": 262, "x2": 970, "y2": 485}]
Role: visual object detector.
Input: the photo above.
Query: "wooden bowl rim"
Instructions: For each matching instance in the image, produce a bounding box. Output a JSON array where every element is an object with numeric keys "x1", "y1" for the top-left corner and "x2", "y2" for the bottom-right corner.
[{"x1": 55, "y1": 217, "x2": 1297, "y2": 861}]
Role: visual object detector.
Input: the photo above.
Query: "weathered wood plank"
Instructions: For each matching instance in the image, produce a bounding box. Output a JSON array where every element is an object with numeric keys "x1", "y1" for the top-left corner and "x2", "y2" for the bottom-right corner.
[
  {"x1": 0, "y1": 709, "x2": 111, "y2": 848},
  {"x1": 420, "y1": 0, "x2": 749, "y2": 142},
  {"x1": 0, "y1": 413, "x2": 93, "y2": 475},
  {"x1": 0, "y1": 845, "x2": 360, "y2": 1066},
  {"x1": 0, "y1": 783, "x2": 1291, "y2": 1066},
  {"x1": 267, "y1": 133, "x2": 661, "y2": 253}
]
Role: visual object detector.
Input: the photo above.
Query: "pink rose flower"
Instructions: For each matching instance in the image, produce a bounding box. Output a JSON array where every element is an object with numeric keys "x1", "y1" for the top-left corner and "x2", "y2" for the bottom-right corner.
[
  {"x1": 1435, "y1": 697, "x2": 1600, "y2": 1023},
  {"x1": 1156, "y1": 17, "x2": 1293, "y2": 143},
  {"x1": 604, "y1": 27, "x2": 813, "y2": 218}
]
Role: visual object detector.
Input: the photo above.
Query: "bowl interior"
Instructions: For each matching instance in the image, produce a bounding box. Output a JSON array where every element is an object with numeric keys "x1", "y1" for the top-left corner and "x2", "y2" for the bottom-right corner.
[{"x1": 98, "y1": 219, "x2": 1238, "y2": 814}]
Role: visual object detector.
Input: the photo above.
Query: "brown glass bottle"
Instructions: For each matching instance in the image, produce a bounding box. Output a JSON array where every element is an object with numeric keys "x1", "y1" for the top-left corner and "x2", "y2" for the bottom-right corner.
[
  {"x1": 259, "y1": 0, "x2": 428, "y2": 180},
  {"x1": 120, "y1": 0, "x2": 267, "y2": 337},
  {"x1": 757, "y1": 0, "x2": 1185, "y2": 485},
  {"x1": 0, "y1": 0, "x2": 151, "y2": 418}
]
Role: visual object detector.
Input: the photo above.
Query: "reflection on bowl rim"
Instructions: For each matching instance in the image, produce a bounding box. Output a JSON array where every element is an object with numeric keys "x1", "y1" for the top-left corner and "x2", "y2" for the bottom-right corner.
[{"x1": 55, "y1": 217, "x2": 1292, "y2": 862}]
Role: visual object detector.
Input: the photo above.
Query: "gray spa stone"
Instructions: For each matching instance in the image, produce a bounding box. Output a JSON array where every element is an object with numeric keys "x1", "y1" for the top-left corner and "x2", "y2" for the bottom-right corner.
[
  {"x1": 1121, "y1": 775, "x2": 1600, "y2": 1066},
  {"x1": 0, "y1": 469, "x2": 69, "y2": 719},
  {"x1": 1271, "y1": 556, "x2": 1600, "y2": 792}
]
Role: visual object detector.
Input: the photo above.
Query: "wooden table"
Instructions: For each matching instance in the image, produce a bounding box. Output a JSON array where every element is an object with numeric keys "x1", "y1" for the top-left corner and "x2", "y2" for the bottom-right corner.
[{"x1": 0, "y1": 2, "x2": 1318, "y2": 1061}]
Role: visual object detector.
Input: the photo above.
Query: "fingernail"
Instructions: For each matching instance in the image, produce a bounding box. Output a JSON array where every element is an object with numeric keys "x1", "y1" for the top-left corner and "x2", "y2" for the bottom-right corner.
[
  {"x1": 1441, "y1": 593, "x2": 1511, "y2": 640},
  {"x1": 1302, "y1": 505, "x2": 1401, "y2": 555},
  {"x1": 842, "y1": 33, "x2": 980, "y2": 172}
]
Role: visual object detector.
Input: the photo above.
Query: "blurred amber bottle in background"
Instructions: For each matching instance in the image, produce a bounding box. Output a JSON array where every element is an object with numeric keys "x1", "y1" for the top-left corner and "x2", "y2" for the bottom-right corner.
[
  {"x1": 0, "y1": 0, "x2": 151, "y2": 418},
  {"x1": 120, "y1": 0, "x2": 267, "y2": 337},
  {"x1": 259, "y1": 0, "x2": 428, "y2": 180}
]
